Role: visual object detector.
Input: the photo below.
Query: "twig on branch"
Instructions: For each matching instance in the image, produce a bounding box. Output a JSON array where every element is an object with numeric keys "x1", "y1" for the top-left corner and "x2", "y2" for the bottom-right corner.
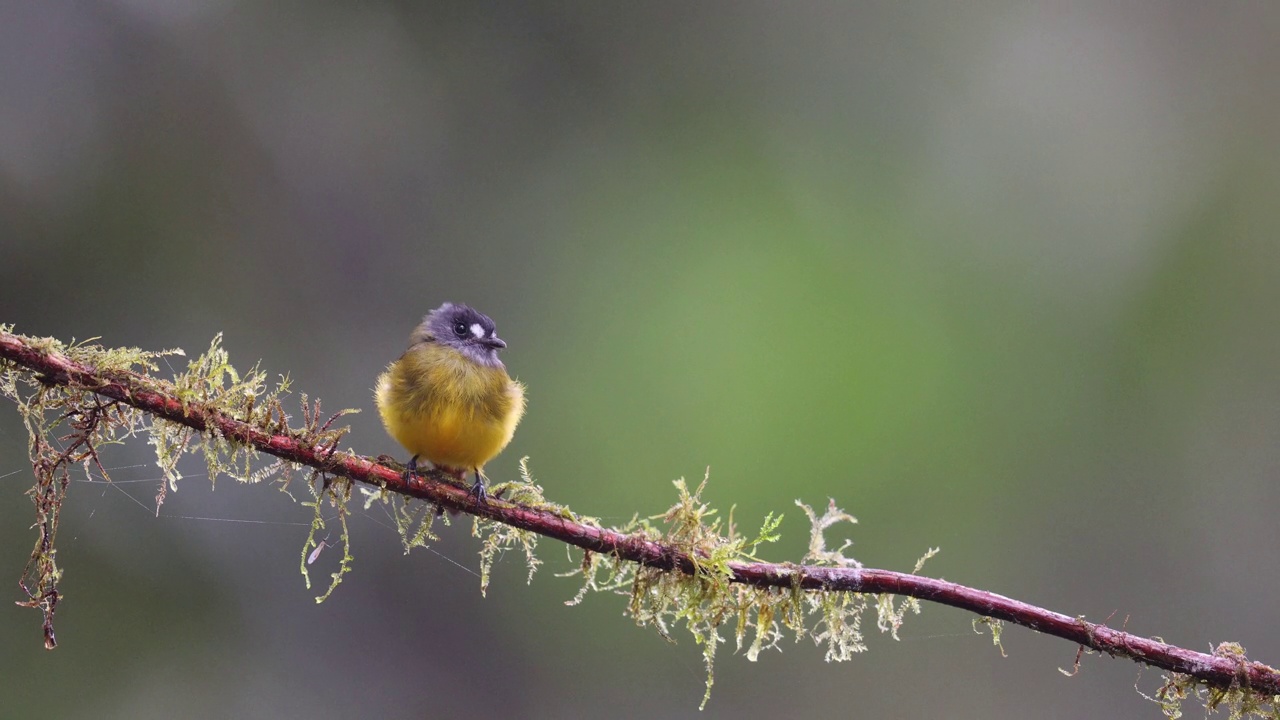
[{"x1": 1, "y1": 328, "x2": 1277, "y2": 709}]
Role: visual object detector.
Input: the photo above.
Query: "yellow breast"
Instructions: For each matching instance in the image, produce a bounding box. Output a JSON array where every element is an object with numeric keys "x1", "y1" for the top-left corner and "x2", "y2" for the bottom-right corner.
[{"x1": 375, "y1": 343, "x2": 526, "y2": 471}]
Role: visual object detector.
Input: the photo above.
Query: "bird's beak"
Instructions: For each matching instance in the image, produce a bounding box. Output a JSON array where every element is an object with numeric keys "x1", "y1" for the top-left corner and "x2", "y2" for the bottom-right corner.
[{"x1": 481, "y1": 335, "x2": 507, "y2": 350}]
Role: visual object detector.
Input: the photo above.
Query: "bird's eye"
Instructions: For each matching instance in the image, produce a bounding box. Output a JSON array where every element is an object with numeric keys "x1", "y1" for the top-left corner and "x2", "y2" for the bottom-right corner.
[{"x1": 453, "y1": 322, "x2": 469, "y2": 337}]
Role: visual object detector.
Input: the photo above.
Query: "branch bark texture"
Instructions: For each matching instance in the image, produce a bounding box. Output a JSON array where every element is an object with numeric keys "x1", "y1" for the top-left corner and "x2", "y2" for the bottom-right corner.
[{"x1": 1, "y1": 329, "x2": 1275, "y2": 696}]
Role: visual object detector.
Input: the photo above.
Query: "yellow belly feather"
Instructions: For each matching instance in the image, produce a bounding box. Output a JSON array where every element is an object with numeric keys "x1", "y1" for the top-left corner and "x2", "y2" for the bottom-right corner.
[{"x1": 375, "y1": 343, "x2": 525, "y2": 471}]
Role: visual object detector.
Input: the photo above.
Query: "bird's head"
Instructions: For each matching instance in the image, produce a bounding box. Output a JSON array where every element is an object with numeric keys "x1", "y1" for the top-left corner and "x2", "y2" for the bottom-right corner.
[{"x1": 411, "y1": 302, "x2": 508, "y2": 368}]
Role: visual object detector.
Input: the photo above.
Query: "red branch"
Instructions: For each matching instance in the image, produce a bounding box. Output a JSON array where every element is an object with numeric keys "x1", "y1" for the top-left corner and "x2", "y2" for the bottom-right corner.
[{"x1": 2, "y1": 329, "x2": 1277, "y2": 695}]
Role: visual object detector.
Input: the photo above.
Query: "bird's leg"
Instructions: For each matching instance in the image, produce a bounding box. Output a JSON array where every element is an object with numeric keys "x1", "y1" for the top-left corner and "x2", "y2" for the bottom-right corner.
[
  {"x1": 469, "y1": 468, "x2": 488, "y2": 502},
  {"x1": 403, "y1": 455, "x2": 419, "y2": 487}
]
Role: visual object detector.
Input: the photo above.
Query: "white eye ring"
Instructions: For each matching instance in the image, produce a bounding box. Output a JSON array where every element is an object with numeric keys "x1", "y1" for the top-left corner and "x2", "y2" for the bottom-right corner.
[{"x1": 470, "y1": 323, "x2": 485, "y2": 339}]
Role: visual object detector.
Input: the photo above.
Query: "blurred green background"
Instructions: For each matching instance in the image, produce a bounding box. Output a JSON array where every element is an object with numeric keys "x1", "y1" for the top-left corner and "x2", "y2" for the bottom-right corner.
[{"x1": 3, "y1": 2, "x2": 1280, "y2": 718}]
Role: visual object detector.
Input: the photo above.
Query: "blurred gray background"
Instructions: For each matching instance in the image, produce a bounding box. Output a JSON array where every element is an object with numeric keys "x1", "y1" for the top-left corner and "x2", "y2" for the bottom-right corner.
[{"x1": 3, "y1": 2, "x2": 1279, "y2": 718}]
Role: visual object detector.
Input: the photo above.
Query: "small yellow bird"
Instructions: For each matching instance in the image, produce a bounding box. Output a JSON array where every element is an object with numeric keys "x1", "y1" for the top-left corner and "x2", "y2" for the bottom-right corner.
[{"x1": 375, "y1": 303, "x2": 526, "y2": 501}]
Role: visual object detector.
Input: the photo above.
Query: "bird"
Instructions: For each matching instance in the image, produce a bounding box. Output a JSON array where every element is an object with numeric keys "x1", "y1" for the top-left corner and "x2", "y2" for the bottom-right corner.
[{"x1": 375, "y1": 303, "x2": 526, "y2": 502}]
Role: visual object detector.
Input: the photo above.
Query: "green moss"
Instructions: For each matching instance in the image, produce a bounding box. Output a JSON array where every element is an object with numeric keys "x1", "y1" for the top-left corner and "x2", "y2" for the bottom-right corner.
[
  {"x1": 973, "y1": 617, "x2": 1007, "y2": 658},
  {"x1": 554, "y1": 476, "x2": 937, "y2": 709},
  {"x1": 473, "y1": 457, "x2": 557, "y2": 597},
  {"x1": 2, "y1": 332, "x2": 183, "y2": 647},
  {"x1": 301, "y1": 477, "x2": 355, "y2": 603},
  {"x1": 1, "y1": 331, "x2": 360, "y2": 645},
  {"x1": 1143, "y1": 643, "x2": 1280, "y2": 719}
]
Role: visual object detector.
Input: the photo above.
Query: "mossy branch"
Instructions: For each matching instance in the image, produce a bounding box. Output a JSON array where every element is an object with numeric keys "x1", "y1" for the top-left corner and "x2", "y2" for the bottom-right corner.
[{"x1": 2, "y1": 328, "x2": 1277, "y2": 715}]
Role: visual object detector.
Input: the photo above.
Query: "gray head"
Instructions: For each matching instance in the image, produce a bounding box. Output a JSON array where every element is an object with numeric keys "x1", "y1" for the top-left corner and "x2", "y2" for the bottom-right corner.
[{"x1": 410, "y1": 302, "x2": 508, "y2": 368}]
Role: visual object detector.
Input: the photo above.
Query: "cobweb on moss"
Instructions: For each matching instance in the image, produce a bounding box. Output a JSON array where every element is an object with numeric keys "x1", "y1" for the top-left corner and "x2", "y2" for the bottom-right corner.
[
  {"x1": 2, "y1": 330, "x2": 184, "y2": 647},
  {"x1": 1, "y1": 331, "x2": 362, "y2": 643}
]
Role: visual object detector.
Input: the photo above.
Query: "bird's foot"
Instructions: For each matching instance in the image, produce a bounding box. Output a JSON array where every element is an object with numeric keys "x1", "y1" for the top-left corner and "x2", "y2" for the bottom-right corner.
[
  {"x1": 402, "y1": 455, "x2": 419, "y2": 488},
  {"x1": 469, "y1": 469, "x2": 488, "y2": 503}
]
